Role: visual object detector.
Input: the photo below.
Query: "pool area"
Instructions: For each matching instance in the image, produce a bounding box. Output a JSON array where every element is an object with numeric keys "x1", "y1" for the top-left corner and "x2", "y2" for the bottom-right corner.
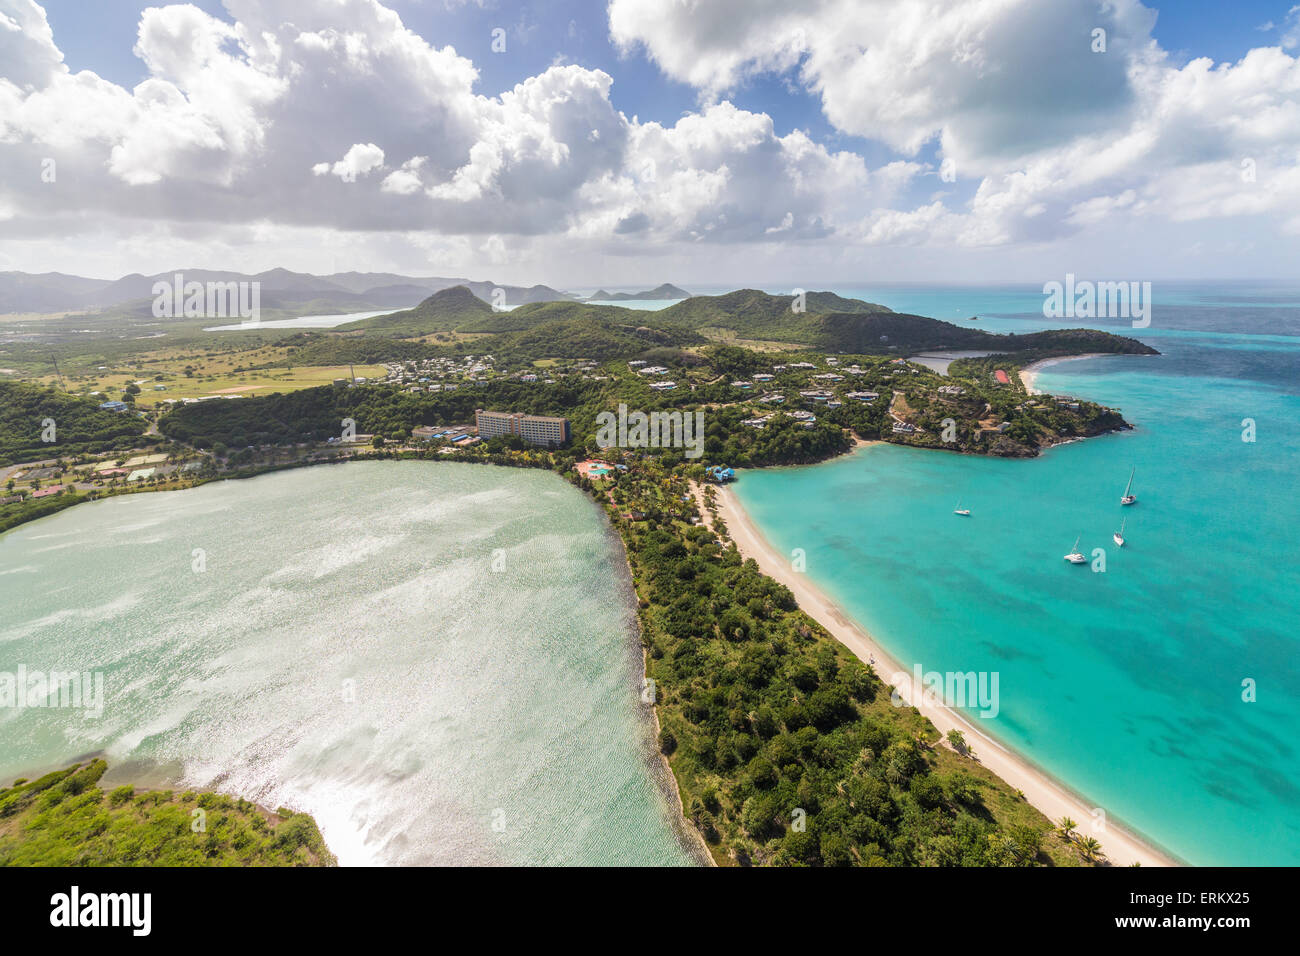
[{"x1": 576, "y1": 460, "x2": 619, "y2": 479}]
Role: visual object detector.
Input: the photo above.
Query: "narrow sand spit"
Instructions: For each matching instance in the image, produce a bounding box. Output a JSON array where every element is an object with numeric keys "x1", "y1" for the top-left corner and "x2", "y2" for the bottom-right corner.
[{"x1": 708, "y1": 478, "x2": 1179, "y2": 868}]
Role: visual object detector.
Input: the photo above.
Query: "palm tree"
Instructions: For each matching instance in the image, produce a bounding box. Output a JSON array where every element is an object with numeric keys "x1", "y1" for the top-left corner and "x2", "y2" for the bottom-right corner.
[
  {"x1": 1077, "y1": 836, "x2": 1104, "y2": 863},
  {"x1": 1057, "y1": 817, "x2": 1077, "y2": 841}
]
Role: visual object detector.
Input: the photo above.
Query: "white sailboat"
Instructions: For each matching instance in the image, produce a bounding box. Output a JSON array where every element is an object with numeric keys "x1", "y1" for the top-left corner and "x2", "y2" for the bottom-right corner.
[
  {"x1": 1113, "y1": 518, "x2": 1126, "y2": 547},
  {"x1": 1120, "y1": 466, "x2": 1137, "y2": 505},
  {"x1": 1064, "y1": 536, "x2": 1087, "y2": 564},
  {"x1": 953, "y1": 499, "x2": 970, "y2": 516}
]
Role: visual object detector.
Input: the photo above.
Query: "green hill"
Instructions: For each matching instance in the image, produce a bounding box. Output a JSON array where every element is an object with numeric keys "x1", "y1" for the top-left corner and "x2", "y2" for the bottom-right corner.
[
  {"x1": 0, "y1": 760, "x2": 336, "y2": 866},
  {"x1": 655, "y1": 289, "x2": 893, "y2": 341},
  {"x1": 309, "y1": 285, "x2": 1154, "y2": 363},
  {"x1": 491, "y1": 316, "x2": 705, "y2": 361},
  {"x1": 809, "y1": 311, "x2": 1160, "y2": 355},
  {"x1": 454, "y1": 299, "x2": 646, "y2": 334},
  {"x1": 340, "y1": 284, "x2": 493, "y2": 334},
  {"x1": 0, "y1": 381, "x2": 152, "y2": 465}
]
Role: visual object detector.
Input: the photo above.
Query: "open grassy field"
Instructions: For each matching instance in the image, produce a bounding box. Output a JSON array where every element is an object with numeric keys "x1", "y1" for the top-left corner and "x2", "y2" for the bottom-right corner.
[
  {"x1": 695, "y1": 327, "x2": 808, "y2": 351},
  {"x1": 34, "y1": 357, "x2": 386, "y2": 410}
]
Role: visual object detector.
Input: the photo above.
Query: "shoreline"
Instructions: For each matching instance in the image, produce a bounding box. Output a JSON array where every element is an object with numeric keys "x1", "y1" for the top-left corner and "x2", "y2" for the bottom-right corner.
[
  {"x1": 608, "y1": 505, "x2": 715, "y2": 868},
  {"x1": 1, "y1": 459, "x2": 713, "y2": 869},
  {"x1": 5, "y1": 450, "x2": 1179, "y2": 867},
  {"x1": 712, "y1": 478, "x2": 1180, "y2": 868},
  {"x1": 1018, "y1": 353, "x2": 1109, "y2": 394}
]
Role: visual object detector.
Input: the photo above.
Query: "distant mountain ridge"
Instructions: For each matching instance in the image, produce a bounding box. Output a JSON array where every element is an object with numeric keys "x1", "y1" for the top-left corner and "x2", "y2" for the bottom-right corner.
[{"x1": 0, "y1": 268, "x2": 575, "y2": 315}]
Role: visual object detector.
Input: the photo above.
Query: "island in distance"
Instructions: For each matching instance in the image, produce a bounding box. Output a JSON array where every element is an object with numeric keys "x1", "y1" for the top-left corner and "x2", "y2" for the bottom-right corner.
[{"x1": 585, "y1": 283, "x2": 691, "y2": 301}]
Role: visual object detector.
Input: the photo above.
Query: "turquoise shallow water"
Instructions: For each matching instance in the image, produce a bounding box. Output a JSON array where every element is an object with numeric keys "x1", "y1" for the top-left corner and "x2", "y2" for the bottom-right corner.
[
  {"x1": 734, "y1": 286, "x2": 1300, "y2": 865},
  {"x1": 0, "y1": 462, "x2": 699, "y2": 866}
]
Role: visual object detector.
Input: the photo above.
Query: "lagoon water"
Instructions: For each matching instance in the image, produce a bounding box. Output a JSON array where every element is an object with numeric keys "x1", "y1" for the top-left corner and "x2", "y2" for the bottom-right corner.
[
  {"x1": 0, "y1": 462, "x2": 698, "y2": 866},
  {"x1": 735, "y1": 282, "x2": 1300, "y2": 865},
  {"x1": 204, "y1": 309, "x2": 396, "y2": 331}
]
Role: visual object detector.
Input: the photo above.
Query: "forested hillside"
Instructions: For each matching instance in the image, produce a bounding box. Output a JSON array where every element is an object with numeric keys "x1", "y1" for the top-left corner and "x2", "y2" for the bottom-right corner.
[{"x1": 0, "y1": 381, "x2": 151, "y2": 465}]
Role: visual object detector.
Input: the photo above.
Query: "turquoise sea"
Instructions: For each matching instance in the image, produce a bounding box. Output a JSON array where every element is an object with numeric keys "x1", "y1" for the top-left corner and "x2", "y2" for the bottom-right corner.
[
  {"x1": 733, "y1": 282, "x2": 1300, "y2": 866},
  {"x1": 0, "y1": 462, "x2": 700, "y2": 866}
]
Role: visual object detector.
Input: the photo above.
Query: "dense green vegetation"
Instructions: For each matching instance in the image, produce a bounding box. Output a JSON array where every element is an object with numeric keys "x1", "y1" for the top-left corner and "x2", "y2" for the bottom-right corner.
[
  {"x1": 701, "y1": 407, "x2": 850, "y2": 466},
  {"x1": 657, "y1": 288, "x2": 890, "y2": 338},
  {"x1": 811, "y1": 313, "x2": 1160, "y2": 355},
  {"x1": 159, "y1": 378, "x2": 615, "y2": 447},
  {"x1": 0, "y1": 490, "x2": 84, "y2": 534},
  {"x1": 0, "y1": 760, "x2": 335, "y2": 866},
  {"x1": 0, "y1": 381, "x2": 152, "y2": 465},
  {"x1": 341, "y1": 284, "x2": 493, "y2": 333},
  {"x1": 157, "y1": 332, "x2": 1131, "y2": 461},
  {"x1": 340, "y1": 288, "x2": 889, "y2": 340},
  {"x1": 458, "y1": 299, "x2": 648, "y2": 333},
  {"x1": 599, "y1": 460, "x2": 1094, "y2": 866},
  {"x1": 340, "y1": 286, "x2": 1158, "y2": 360},
  {"x1": 492, "y1": 317, "x2": 704, "y2": 362}
]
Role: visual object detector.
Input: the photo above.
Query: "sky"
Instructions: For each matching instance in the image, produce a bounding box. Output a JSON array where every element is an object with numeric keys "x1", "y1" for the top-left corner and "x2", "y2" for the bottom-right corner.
[{"x1": 1, "y1": 0, "x2": 1298, "y2": 286}]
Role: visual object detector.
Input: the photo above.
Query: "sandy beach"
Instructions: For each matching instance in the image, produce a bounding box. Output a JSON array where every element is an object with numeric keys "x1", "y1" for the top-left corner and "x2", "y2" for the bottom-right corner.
[
  {"x1": 1018, "y1": 353, "x2": 1108, "y2": 394},
  {"x1": 710, "y1": 479, "x2": 1179, "y2": 868}
]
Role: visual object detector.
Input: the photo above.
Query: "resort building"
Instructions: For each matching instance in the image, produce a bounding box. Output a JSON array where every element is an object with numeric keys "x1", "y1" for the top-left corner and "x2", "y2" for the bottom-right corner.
[
  {"x1": 413, "y1": 424, "x2": 476, "y2": 442},
  {"x1": 788, "y1": 410, "x2": 817, "y2": 428},
  {"x1": 474, "y1": 409, "x2": 570, "y2": 447}
]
